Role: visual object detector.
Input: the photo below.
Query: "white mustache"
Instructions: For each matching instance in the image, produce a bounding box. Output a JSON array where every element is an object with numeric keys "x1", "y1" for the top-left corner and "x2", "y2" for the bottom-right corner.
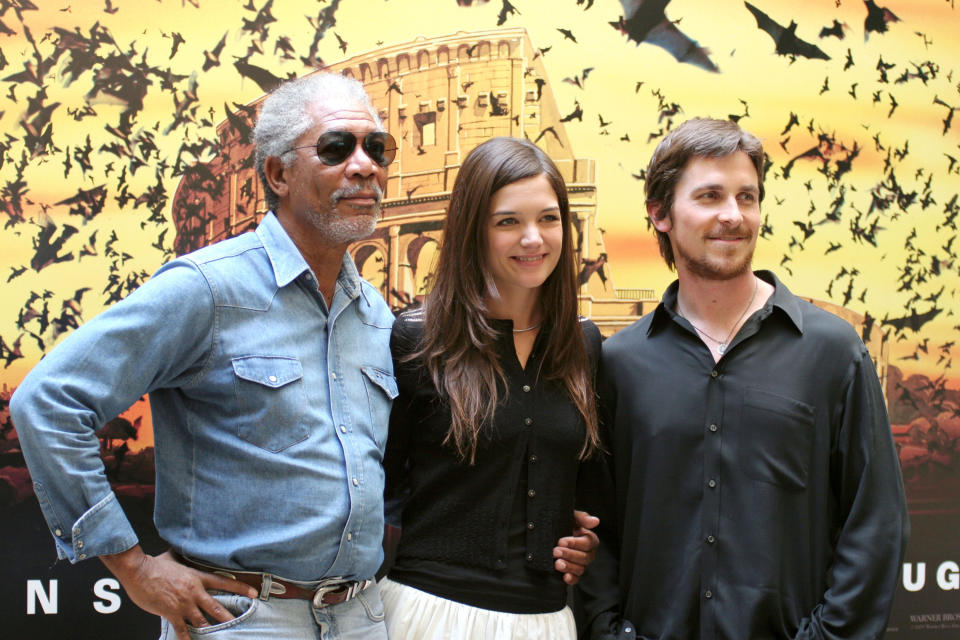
[{"x1": 332, "y1": 181, "x2": 383, "y2": 205}]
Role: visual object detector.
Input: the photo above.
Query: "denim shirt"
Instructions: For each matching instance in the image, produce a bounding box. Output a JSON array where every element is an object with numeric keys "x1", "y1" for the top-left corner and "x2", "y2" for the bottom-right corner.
[{"x1": 10, "y1": 212, "x2": 397, "y2": 582}]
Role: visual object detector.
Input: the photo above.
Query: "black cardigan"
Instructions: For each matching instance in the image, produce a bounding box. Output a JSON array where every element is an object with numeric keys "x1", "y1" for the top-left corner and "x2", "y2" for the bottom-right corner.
[{"x1": 383, "y1": 309, "x2": 603, "y2": 608}]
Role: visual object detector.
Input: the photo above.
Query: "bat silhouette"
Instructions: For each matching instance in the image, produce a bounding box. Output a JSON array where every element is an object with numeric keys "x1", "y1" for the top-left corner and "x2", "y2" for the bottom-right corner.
[
  {"x1": 241, "y1": 0, "x2": 276, "y2": 40},
  {"x1": 818, "y1": 19, "x2": 847, "y2": 39},
  {"x1": 559, "y1": 101, "x2": 583, "y2": 122},
  {"x1": 533, "y1": 126, "x2": 563, "y2": 147},
  {"x1": 166, "y1": 31, "x2": 185, "y2": 59},
  {"x1": 612, "y1": 0, "x2": 718, "y2": 72},
  {"x1": 578, "y1": 253, "x2": 608, "y2": 287},
  {"x1": 55, "y1": 184, "x2": 107, "y2": 221},
  {"x1": 497, "y1": 0, "x2": 519, "y2": 25},
  {"x1": 563, "y1": 67, "x2": 594, "y2": 90},
  {"x1": 30, "y1": 221, "x2": 78, "y2": 272},
  {"x1": 224, "y1": 102, "x2": 253, "y2": 144},
  {"x1": 233, "y1": 58, "x2": 285, "y2": 93},
  {"x1": 882, "y1": 307, "x2": 941, "y2": 333},
  {"x1": 745, "y1": 2, "x2": 830, "y2": 60},
  {"x1": 202, "y1": 32, "x2": 227, "y2": 71},
  {"x1": 8, "y1": 265, "x2": 27, "y2": 282},
  {"x1": 864, "y1": 0, "x2": 900, "y2": 40}
]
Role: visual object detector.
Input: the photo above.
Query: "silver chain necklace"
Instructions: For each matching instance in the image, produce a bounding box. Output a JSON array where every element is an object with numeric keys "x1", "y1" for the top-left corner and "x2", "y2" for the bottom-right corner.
[
  {"x1": 512, "y1": 320, "x2": 543, "y2": 333},
  {"x1": 677, "y1": 278, "x2": 758, "y2": 354}
]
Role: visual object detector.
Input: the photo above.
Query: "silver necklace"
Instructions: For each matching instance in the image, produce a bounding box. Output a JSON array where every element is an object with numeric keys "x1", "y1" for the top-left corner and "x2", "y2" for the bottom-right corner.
[
  {"x1": 512, "y1": 320, "x2": 542, "y2": 333},
  {"x1": 677, "y1": 278, "x2": 758, "y2": 354}
]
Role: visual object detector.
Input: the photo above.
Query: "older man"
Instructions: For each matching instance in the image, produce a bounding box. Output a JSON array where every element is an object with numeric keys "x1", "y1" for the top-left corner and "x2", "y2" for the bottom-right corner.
[
  {"x1": 12, "y1": 73, "x2": 397, "y2": 639},
  {"x1": 12, "y1": 72, "x2": 597, "y2": 639},
  {"x1": 577, "y1": 118, "x2": 908, "y2": 639}
]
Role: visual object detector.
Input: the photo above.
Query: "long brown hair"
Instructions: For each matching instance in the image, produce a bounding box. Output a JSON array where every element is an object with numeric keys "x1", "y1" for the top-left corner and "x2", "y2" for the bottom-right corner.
[{"x1": 413, "y1": 136, "x2": 598, "y2": 463}]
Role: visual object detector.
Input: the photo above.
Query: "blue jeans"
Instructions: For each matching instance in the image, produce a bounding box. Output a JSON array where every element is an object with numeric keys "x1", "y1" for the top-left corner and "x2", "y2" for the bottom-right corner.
[{"x1": 159, "y1": 581, "x2": 387, "y2": 640}]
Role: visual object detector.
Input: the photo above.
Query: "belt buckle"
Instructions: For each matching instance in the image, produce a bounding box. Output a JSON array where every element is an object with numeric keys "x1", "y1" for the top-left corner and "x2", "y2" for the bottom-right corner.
[{"x1": 311, "y1": 579, "x2": 348, "y2": 608}]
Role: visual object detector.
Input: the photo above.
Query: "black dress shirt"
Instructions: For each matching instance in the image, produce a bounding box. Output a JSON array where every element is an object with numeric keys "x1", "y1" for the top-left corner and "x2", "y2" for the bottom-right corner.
[
  {"x1": 383, "y1": 309, "x2": 603, "y2": 613},
  {"x1": 577, "y1": 271, "x2": 908, "y2": 640}
]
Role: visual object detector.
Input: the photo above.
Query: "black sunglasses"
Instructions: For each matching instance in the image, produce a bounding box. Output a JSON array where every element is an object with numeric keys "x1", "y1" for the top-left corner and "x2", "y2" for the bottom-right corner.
[{"x1": 288, "y1": 130, "x2": 398, "y2": 167}]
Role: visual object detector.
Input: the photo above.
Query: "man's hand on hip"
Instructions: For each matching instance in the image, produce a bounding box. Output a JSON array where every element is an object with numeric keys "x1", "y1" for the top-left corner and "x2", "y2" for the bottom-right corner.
[{"x1": 101, "y1": 546, "x2": 258, "y2": 640}]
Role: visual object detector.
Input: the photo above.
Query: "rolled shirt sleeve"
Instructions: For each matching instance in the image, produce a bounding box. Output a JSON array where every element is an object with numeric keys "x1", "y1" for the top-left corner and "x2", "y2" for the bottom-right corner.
[{"x1": 10, "y1": 260, "x2": 215, "y2": 562}]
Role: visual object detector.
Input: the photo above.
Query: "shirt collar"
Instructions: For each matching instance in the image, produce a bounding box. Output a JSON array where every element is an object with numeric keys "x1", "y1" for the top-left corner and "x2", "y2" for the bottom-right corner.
[
  {"x1": 649, "y1": 270, "x2": 803, "y2": 336},
  {"x1": 256, "y1": 212, "x2": 363, "y2": 298}
]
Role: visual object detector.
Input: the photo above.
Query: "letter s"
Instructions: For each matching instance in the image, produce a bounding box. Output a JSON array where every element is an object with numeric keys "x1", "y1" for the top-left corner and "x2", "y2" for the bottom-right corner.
[{"x1": 93, "y1": 578, "x2": 122, "y2": 614}]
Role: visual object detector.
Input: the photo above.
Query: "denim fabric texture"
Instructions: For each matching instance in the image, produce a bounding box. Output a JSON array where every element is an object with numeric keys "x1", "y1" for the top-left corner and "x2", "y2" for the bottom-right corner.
[
  {"x1": 158, "y1": 581, "x2": 388, "y2": 640},
  {"x1": 11, "y1": 212, "x2": 397, "y2": 582}
]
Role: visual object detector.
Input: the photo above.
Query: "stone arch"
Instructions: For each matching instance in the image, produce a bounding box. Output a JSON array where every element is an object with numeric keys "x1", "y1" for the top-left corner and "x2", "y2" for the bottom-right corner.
[
  {"x1": 353, "y1": 241, "x2": 389, "y2": 292},
  {"x1": 417, "y1": 49, "x2": 430, "y2": 70},
  {"x1": 359, "y1": 62, "x2": 373, "y2": 82},
  {"x1": 397, "y1": 230, "x2": 443, "y2": 301},
  {"x1": 397, "y1": 53, "x2": 411, "y2": 73},
  {"x1": 437, "y1": 45, "x2": 450, "y2": 65}
]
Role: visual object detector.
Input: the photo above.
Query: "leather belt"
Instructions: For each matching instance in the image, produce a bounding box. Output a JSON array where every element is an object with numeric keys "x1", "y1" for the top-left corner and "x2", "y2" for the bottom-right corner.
[{"x1": 178, "y1": 554, "x2": 372, "y2": 608}]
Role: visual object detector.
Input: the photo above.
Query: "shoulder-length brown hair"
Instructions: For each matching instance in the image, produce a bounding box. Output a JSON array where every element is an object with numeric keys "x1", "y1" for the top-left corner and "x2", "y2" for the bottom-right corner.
[{"x1": 414, "y1": 136, "x2": 598, "y2": 463}]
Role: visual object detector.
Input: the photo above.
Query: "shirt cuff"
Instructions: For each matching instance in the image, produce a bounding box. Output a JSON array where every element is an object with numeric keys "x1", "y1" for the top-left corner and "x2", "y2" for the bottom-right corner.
[
  {"x1": 50, "y1": 492, "x2": 139, "y2": 563},
  {"x1": 589, "y1": 612, "x2": 638, "y2": 640}
]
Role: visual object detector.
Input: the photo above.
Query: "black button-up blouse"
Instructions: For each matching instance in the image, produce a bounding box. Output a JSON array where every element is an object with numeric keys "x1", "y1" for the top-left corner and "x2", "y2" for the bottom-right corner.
[{"x1": 383, "y1": 309, "x2": 603, "y2": 613}]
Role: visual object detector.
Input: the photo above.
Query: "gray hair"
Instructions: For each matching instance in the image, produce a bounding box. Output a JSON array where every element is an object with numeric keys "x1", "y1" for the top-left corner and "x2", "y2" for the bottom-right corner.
[{"x1": 252, "y1": 73, "x2": 383, "y2": 212}]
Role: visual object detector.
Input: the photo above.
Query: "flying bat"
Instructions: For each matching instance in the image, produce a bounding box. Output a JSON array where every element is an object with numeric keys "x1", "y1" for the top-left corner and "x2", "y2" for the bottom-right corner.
[
  {"x1": 882, "y1": 307, "x2": 942, "y2": 333},
  {"x1": 864, "y1": 0, "x2": 900, "y2": 39},
  {"x1": 744, "y1": 2, "x2": 830, "y2": 60},
  {"x1": 818, "y1": 19, "x2": 847, "y2": 39},
  {"x1": 497, "y1": 0, "x2": 519, "y2": 25},
  {"x1": 233, "y1": 58, "x2": 285, "y2": 93},
  {"x1": 533, "y1": 126, "x2": 564, "y2": 147},
  {"x1": 612, "y1": 0, "x2": 718, "y2": 72},
  {"x1": 30, "y1": 222, "x2": 78, "y2": 272},
  {"x1": 202, "y1": 32, "x2": 228, "y2": 72}
]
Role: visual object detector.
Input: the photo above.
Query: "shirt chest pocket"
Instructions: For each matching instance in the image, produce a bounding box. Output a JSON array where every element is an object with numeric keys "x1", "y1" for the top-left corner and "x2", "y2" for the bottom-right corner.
[
  {"x1": 739, "y1": 388, "x2": 814, "y2": 491},
  {"x1": 232, "y1": 356, "x2": 308, "y2": 452},
  {"x1": 361, "y1": 365, "x2": 398, "y2": 448}
]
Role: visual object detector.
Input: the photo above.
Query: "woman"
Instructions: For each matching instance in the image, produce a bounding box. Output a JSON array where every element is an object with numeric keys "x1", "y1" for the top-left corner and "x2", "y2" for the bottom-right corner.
[{"x1": 380, "y1": 136, "x2": 603, "y2": 638}]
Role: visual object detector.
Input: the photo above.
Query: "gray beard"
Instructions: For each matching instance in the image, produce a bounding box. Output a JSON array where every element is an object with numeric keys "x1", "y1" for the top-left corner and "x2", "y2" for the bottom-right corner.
[
  {"x1": 309, "y1": 181, "x2": 383, "y2": 244},
  {"x1": 308, "y1": 207, "x2": 379, "y2": 245}
]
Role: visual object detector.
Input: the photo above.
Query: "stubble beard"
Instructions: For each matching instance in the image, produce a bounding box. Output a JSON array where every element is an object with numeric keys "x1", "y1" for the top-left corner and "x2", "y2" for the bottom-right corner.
[
  {"x1": 675, "y1": 233, "x2": 756, "y2": 281},
  {"x1": 308, "y1": 181, "x2": 383, "y2": 245}
]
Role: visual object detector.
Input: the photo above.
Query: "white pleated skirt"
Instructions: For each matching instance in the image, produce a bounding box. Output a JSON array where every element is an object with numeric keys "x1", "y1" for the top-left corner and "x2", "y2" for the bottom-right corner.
[{"x1": 379, "y1": 577, "x2": 577, "y2": 640}]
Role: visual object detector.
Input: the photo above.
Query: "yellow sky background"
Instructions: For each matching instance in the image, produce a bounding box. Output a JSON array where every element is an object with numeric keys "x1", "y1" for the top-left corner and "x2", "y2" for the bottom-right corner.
[{"x1": 1, "y1": 0, "x2": 958, "y2": 403}]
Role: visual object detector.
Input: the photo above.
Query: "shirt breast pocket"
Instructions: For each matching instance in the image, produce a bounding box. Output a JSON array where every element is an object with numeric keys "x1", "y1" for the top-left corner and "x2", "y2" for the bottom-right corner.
[
  {"x1": 232, "y1": 356, "x2": 308, "y2": 452},
  {"x1": 740, "y1": 388, "x2": 814, "y2": 491},
  {"x1": 361, "y1": 365, "x2": 398, "y2": 447}
]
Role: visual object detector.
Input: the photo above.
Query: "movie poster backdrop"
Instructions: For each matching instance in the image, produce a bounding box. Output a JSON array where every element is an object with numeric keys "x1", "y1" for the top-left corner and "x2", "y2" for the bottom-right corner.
[{"x1": 1, "y1": 0, "x2": 958, "y2": 637}]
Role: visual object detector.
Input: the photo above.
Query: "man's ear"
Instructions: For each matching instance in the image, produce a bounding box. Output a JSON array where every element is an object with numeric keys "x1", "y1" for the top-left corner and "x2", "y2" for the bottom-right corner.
[
  {"x1": 264, "y1": 156, "x2": 289, "y2": 199},
  {"x1": 647, "y1": 201, "x2": 671, "y2": 232}
]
